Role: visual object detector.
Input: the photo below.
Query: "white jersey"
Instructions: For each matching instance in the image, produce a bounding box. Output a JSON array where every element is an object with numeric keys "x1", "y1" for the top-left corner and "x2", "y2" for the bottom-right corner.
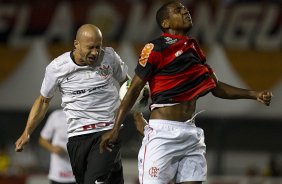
[
  {"x1": 40, "y1": 47, "x2": 128, "y2": 137},
  {"x1": 40, "y1": 109, "x2": 76, "y2": 183}
]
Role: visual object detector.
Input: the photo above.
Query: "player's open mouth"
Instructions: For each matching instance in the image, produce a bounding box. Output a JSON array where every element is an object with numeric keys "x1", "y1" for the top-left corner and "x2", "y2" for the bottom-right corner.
[{"x1": 88, "y1": 56, "x2": 96, "y2": 62}]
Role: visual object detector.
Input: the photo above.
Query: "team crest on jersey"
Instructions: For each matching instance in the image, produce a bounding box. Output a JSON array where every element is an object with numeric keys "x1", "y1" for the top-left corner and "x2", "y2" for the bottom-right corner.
[
  {"x1": 139, "y1": 43, "x2": 154, "y2": 67},
  {"x1": 96, "y1": 65, "x2": 111, "y2": 78},
  {"x1": 149, "y1": 166, "x2": 159, "y2": 178}
]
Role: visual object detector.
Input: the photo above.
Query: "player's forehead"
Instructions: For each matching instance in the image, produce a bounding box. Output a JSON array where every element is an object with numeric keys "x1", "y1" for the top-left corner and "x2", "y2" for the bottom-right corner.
[
  {"x1": 79, "y1": 34, "x2": 102, "y2": 46},
  {"x1": 167, "y1": 2, "x2": 186, "y2": 11}
]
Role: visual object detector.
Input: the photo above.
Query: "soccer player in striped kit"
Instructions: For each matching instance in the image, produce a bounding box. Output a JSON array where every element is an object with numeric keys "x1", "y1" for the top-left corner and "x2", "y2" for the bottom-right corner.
[
  {"x1": 15, "y1": 24, "x2": 128, "y2": 184},
  {"x1": 100, "y1": 1, "x2": 272, "y2": 184}
]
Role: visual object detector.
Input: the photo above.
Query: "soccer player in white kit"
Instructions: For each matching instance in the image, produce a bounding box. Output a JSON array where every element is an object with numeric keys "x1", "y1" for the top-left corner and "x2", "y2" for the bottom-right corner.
[
  {"x1": 39, "y1": 109, "x2": 76, "y2": 184},
  {"x1": 100, "y1": 2, "x2": 273, "y2": 184},
  {"x1": 15, "y1": 24, "x2": 128, "y2": 184}
]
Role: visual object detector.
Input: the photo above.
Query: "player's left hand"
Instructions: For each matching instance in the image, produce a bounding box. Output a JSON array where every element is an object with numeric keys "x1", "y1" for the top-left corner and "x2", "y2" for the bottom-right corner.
[
  {"x1": 256, "y1": 90, "x2": 273, "y2": 106},
  {"x1": 99, "y1": 129, "x2": 118, "y2": 153}
]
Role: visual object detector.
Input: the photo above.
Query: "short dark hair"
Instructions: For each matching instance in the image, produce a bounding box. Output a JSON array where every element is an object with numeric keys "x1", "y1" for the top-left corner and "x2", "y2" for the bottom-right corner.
[{"x1": 156, "y1": 1, "x2": 176, "y2": 31}]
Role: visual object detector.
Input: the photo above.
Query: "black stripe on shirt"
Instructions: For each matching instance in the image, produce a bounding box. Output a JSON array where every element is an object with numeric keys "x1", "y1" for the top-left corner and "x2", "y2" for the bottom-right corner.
[{"x1": 152, "y1": 72, "x2": 210, "y2": 104}]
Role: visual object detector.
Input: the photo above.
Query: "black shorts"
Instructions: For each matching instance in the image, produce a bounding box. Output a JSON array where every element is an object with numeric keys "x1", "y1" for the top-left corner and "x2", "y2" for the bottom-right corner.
[
  {"x1": 50, "y1": 181, "x2": 76, "y2": 184},
  {"x1": 67, "y1": 131, "x2": 124, "y2": 184}
]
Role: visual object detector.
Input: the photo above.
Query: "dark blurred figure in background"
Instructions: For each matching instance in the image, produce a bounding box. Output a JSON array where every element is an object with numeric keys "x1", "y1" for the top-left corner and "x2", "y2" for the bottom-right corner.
[
  {"x1": 262, "y1": 154, "x2": 281, "y2": 177},
  {"x1": 39, "y1": 109, "x2": 76, "y2": 184}
]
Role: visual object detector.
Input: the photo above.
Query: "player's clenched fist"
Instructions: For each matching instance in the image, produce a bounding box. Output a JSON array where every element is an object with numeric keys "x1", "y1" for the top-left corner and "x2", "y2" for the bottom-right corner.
[
  {"x1": 256, "y1": 90, "x2": 273, "y2": 106},
  {"x1": 15, "y1": 132, "x2": 30, "y2": 152}
]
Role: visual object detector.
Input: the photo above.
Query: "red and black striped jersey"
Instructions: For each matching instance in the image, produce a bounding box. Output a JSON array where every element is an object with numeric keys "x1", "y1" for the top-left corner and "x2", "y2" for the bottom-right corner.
[{"x1": 135, "y1": 33, "x2": 216, "y2": 104}]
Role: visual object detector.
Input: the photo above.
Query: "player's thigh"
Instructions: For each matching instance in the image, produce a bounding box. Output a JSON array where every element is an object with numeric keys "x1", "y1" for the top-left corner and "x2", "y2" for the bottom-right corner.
[
  {"x1": 138, "y1": 132, "x2": 178, "y2": 183},
  {"x1": 67, "y1": 136, "x2": 91, "y2": 184},
  {"x1": 176, "y1": 140, "x2": 207, "y2": 183},
  {"x1": 84, "y1": 138, "x2": 123, "y2": 184}
]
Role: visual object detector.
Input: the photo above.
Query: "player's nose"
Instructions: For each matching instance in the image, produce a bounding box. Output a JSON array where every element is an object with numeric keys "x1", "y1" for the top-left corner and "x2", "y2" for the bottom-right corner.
[{"x1": 91, "y1": 48, "x2": 99, "y2": 56}]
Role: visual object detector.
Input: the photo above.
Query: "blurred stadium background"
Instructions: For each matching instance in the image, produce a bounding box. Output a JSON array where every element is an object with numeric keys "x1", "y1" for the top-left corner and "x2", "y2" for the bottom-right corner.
[{"x1": 0, "y1": 0, "x2": 281, "y2": 183}]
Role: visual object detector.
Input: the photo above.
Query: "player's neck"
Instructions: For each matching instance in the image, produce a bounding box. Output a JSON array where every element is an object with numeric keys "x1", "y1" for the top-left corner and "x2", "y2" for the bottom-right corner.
[
  {"x1": 72, "y1": 50, "x2": 86, "y2": 66},
  {"x1": 166, "y1": 29, "x2": 188, "y2": 36}
]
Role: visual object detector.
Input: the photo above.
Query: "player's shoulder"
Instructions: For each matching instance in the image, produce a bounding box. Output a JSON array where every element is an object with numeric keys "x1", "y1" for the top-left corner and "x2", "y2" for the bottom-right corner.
[
  {"x1": 103, "y1": 47, "x2": 117, "y2": 57},
  {"x1": 144, "y1": 36, "x2": 169, "y2": 52},
  {"x1": 46, "y1": 52, "x2": 72, "y2": 71},
  {"x1": 49, "y1": 52, "x2": 71, "y2": 67},
  {"x1": 102, "y1": 47, "x2": 122, "y2": 63}
]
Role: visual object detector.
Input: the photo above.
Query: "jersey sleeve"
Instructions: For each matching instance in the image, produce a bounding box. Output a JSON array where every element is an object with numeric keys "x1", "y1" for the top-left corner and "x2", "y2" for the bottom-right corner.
[
  {"x1": 135, "y1": 43, "x2": 157, "y2": 81},
  {"x1": 203, "y1": 63, "x2": 215, "y2": 75},
  {"x1": 40, "y1": 112, "x2": 56, "y2": 140},
  {"x1": 40, "y1": 62, "x2": 59, "y2": 98},
  {"x1": 112, "y1": 48, "x2": 128, "y2": 82}
]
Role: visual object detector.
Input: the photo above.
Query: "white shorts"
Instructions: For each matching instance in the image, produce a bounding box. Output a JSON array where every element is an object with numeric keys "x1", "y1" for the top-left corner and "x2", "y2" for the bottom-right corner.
[{"x1": 138, "y1": 119, "x2": 207, "y2": 184}]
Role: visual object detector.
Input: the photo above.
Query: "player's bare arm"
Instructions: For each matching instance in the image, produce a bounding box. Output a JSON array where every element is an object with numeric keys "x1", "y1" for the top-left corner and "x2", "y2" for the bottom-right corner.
[
  {"x1": 132, "y1": 112, "x2": 147, "y2": 136},
  {"x1": 15, "y1": 95, "x2": 51, "y2": 152},
  {"x1": 39, "y1": 136, "x2": 67, "y2": 156},
  {"x1": 100, "y1": 75, "x2": 146, "y2": 153},
  {"x1": 212, "y1": 81, "x2": 272, "y2": 106}
]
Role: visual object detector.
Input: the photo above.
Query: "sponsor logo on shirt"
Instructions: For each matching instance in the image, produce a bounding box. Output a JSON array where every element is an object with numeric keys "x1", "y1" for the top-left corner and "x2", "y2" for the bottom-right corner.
[
  {"x1": 164, "y1": 37, "x2": 177, "y2": 44},
  {"x1": 175, "y1": 50, "x2": 183, "y2": 57},
  {"x1": 59, "y1": 171, "x2": 74, "y2": 178},
  {"x1": 71, "y1": 83, "x2": 108, "y2": 95}
]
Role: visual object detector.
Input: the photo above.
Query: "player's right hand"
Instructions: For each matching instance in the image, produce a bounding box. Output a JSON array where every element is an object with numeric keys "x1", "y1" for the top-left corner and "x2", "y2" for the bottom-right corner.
[
  {"x1": 99, "y1": 129, "x2": 118, "y2": 153},
  {"x1": 15, "y1": 132, "x2": 30, "y2": 152}
]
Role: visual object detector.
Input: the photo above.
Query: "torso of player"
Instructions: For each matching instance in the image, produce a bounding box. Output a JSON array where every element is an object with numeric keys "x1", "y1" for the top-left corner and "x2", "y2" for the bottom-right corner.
[
  {"x1": 57, "y1": 50, "x2": 119, "y2": 122},
  {"x1": 41, "y1": 47, "x2": 128, "y2": 136},
  {"x1": 135, "y1": 33, "x2": 216, "y2": 122},
  {"x1": 150, "y1": 100, "x2": 196, "y2": 121},
  {"x1": 150, "y1": 86, "x2": 212, "y2": 121},
  {"x1": 41, "y1": 47, "x2": 127, "y2": 123}
]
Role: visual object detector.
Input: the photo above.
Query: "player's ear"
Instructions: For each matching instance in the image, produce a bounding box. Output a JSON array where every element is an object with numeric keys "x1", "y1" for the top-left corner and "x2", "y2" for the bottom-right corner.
[
  {"x1": 161, "y1": 19, "x2": 169, "y2": 29},
  {"x1": 74, "y1": 40, "x2": 79, "y2": 49}
]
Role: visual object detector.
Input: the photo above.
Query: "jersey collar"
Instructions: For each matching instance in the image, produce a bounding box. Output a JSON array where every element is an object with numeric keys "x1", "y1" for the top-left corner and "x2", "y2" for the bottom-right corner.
[{"x1": 161, "y1": 33, "x2": 190, "y2": 40}]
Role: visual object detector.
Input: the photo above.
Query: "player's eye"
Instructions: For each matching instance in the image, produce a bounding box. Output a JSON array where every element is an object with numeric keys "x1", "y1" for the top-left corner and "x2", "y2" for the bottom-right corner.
[{"x1": 173, "y1": 7, "x2": 182, "y2": 13}]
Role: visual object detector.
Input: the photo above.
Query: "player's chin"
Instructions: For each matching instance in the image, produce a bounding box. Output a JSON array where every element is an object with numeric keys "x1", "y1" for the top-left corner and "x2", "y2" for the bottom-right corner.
[{"x1": 183, "y1": 24, "x2": 192, "y2": 32}]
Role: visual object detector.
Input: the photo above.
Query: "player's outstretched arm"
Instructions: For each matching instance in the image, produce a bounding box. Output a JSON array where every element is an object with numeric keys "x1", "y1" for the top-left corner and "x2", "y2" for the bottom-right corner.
[
  {"x1": 15, "y1": 95, "x2": 51, "y2": 152},
  {"x1": 212, "y1": 81, "x2": 272, "y2": 106}
]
